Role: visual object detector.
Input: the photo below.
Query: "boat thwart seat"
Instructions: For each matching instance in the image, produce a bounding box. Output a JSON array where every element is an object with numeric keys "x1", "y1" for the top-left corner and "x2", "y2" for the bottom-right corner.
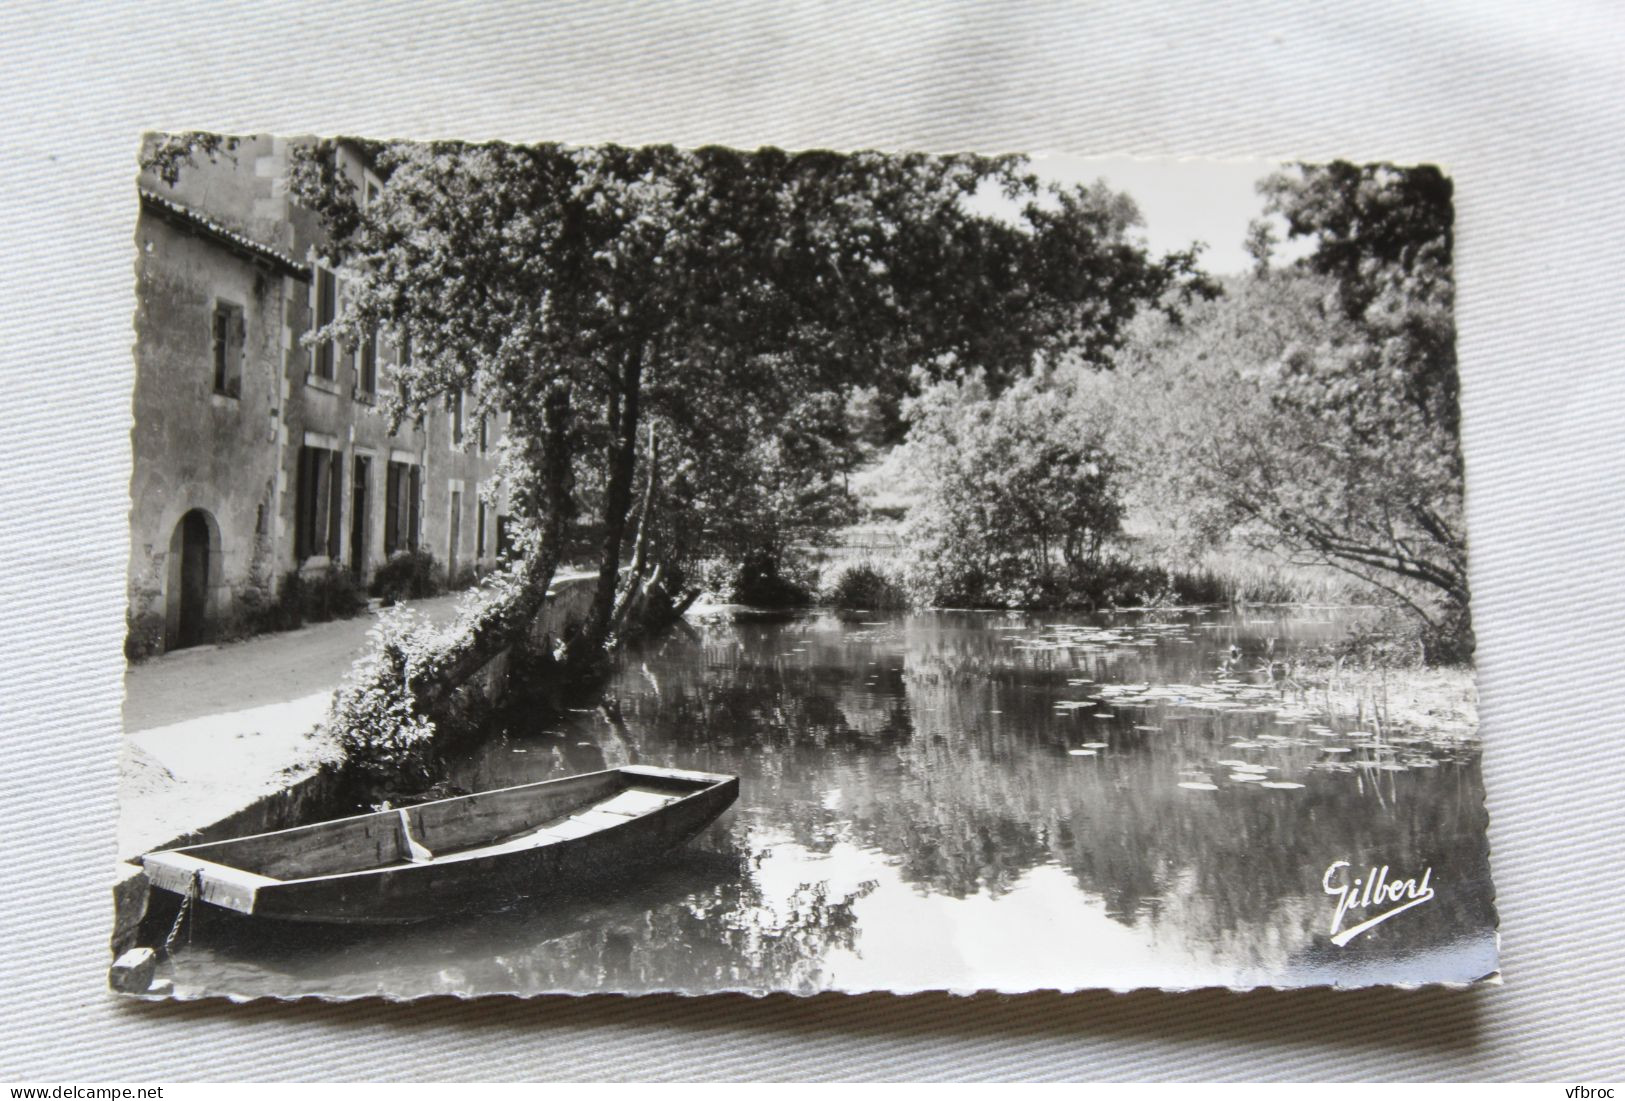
[{"x1": 431, "y1": 786, "x2": 686, "y2": 861}]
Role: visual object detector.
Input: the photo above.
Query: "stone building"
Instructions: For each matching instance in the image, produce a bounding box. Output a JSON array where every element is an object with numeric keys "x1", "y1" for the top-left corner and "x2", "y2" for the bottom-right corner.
[{"x1": 129, "y1": 136, "x2": 508, "y2": 656}]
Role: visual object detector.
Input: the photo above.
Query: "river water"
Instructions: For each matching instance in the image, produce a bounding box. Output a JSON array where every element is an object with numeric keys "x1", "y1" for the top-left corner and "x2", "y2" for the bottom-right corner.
[{"x1": 168, "y1": 608, "x2": 1496, "y2": 996}]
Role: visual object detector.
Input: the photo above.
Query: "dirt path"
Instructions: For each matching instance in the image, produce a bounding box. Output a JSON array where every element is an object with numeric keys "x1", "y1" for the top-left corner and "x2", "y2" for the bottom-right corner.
[
  {"x1": 122, "y1": 593, "x2": 468, "y2": 733},
  {"x1": 118, "y1": 593, "x2": 468, "y2": 857},
  {"x1": 118, "y1": 576, "x2": 599, "y2": 858}
]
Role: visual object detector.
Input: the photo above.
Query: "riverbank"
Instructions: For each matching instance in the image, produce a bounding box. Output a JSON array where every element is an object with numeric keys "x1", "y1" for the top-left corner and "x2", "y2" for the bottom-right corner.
[
  {"x1": 1292, "y1": 660, "x2": 1479, "y2": 741},
  {"x1": 685, "y1": 596, "x2": 1477, "y2": 745}
]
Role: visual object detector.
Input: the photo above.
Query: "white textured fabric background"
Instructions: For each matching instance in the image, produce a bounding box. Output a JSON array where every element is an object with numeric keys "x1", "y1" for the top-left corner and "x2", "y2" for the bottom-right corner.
[{"x1": 3, "y1": 0, "x2": 1623, "y2": 1082}]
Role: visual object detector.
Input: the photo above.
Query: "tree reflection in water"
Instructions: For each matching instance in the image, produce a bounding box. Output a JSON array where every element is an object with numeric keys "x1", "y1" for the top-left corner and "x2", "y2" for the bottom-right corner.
[{"x1": 170, "y1": 609, "x2": 1495, "y2": 996}]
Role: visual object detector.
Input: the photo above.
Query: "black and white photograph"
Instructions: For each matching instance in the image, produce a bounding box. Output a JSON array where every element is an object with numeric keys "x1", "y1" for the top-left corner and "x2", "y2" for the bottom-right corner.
[{"x1": 110, "y1": 133, "x2": 1497, "y2": 999}]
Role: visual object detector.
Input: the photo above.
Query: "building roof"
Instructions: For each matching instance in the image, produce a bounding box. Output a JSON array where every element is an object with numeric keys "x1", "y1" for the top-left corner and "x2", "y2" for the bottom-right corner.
[{"x1": 138, "y1": 188, "x2": 311, "y2": 281}]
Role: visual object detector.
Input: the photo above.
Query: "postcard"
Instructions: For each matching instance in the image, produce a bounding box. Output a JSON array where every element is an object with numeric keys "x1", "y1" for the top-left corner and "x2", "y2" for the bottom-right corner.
[{"x1": 113, "y1": 134, "x2": 1496, "y2": 998}]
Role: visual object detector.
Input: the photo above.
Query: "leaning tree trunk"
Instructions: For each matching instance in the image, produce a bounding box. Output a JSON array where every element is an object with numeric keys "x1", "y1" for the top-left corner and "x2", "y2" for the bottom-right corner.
[
  {"x1": 579, "y1": 346, "x2": 645, "y2": 657},
  {"x1": 410, "y1": 381, "x2": 574, "y2": 713},
  {"x1": 610, "y1": 424, "x2": 660, "y2": 632}
]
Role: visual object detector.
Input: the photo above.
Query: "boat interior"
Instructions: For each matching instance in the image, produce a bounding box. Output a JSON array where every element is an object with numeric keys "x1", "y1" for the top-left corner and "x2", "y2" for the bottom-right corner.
[{"x1": 146, "y1": 767, "x2": 714, "y2": 882}]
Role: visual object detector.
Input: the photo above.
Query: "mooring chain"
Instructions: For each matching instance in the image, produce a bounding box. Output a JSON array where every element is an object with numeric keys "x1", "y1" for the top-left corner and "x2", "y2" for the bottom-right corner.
[{"x1": 161, "y1": 869, "x2": 202, "y2": 957}]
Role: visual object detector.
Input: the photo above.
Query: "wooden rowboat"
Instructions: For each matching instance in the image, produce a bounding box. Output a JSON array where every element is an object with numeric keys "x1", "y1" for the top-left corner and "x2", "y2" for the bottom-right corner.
[{"x1": 140, "y1": 765, "x2": 739, "y2": 924}]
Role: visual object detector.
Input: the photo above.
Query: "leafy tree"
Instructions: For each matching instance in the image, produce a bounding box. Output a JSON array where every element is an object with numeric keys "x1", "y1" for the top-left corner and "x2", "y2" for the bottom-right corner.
[
  {"x1": 141, "y1": 132, "x2": 239, "y2": 187},
  {"x1": 901, "y1": 369, "x2": 1124, "y2": 606},
  {"x1": 289, "y1": 139, "x2": 1199, "y2": 674},
  {"x1": 1114, "y1": 162, "x2": 1469, "y2": 656}
]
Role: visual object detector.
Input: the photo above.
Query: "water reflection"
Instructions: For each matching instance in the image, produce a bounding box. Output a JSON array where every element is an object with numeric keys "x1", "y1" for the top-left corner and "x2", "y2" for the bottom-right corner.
[{"x1": 169, "y1": 609, "x2": 1496, "y2": 996}]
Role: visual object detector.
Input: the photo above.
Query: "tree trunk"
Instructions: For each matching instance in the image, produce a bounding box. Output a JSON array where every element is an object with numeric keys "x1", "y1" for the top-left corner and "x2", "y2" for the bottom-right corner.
[
  {"x1": 411, "y1": 382, "x2": 573, "y2": 712},
  {"x1": 610, "y1": 424, "x2": 660, "y2": 630},
  {"x1": 629, "y1": 423, "x2": 659, "y2": 581},
  {"x1": 581, "y1": 346, "x2": 645, "y2": 656}
]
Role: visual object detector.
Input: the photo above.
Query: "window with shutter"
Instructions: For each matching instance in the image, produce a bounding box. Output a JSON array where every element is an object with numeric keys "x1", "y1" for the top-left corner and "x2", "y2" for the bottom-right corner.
[
  {"x1": 314, "y1": 266, "x2": 337, "y2": 381},
  {"x1": 408, "y1": 465, "x2": 422, "y2": 551},
  {"x1": 326, "y1": 451, "x2": 344, "y2": 561},
  {"x1": 359, "y1": 329, "x2": 377, "y2": 397},
  {"x1": 385, "y1": 462, "x2": 401, "y2": 557},
  {"x1": 212, "y1": 309, "x2": 226, "y2": 392},
  {"x1": 313, "y1": 449, "x2": 332, "y2": 555},
  {"x1": 212, "y1": 301, "x2": 244, "y2": 397},
  {"x1": 295, "y1": 446, "x2": 312, "y2": 559},
  {"x1": 296, "y1": 445, "x2": 344, "y2": 562}
]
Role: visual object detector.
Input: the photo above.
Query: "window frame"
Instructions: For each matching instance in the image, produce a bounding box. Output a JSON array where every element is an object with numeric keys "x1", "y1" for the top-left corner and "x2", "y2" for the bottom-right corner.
[
  {"x1": 311, "y1": 264, "x2": 339, "y2": 383},
  {"x1": 210, "y1": 299, "x2": 245, "y2": 399},
  {"x1": 294, "y1": 442, "x2": 344, "y2": 563},
  {"x1": 356, "y1": 326, "x2": 378, "y2": 400},
  {"x1": 384, "y1": 458, "x2": 423, "y2": 557}
]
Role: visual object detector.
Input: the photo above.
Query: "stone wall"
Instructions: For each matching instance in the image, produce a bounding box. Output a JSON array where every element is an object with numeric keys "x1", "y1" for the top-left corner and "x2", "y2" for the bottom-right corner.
[
  {"x1": 130, "y1": 136, "x2": 512, "y2": 655},
  {"x1": 128, "y1": 213, "x2": 286, "y2": 653}
]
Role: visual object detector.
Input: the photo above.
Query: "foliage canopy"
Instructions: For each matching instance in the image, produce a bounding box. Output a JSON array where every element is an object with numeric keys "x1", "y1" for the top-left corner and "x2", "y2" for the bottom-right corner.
[
  {"x1": 286, "y1": 140, "x2": 1202, "y2": 631},
  {"x1": 1115, "y1": 162, "x2": 1468, "y2": 656}
]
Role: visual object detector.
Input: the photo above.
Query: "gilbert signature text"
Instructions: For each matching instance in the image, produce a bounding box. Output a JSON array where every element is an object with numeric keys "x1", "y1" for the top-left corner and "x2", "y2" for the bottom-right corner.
[{"x1": 1322, "y1": 860, "x2": 1435, "y2": 946}]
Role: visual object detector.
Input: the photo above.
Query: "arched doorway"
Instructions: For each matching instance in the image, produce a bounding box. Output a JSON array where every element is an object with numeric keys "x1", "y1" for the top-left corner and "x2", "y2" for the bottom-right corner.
[{"x1": 166, "y1": 509, "x2": 216, "y2": 651}]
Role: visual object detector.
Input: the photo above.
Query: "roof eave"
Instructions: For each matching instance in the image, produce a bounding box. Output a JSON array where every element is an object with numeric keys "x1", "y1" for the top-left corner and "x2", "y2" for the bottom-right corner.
[{"x1": 138, "y1": 188, "x2": 311, "y2": 282}]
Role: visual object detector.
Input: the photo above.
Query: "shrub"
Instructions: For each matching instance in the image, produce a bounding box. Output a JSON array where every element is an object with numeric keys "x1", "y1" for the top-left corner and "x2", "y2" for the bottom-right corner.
[
  {"x1": 322, "y1": 558, "x2": 547, "y2": 798},
  {"x1": 323, "y1": 607, "x2": 442, "y2": 794},
  {"x1": 731, "y1": 550, "x2": 815, "y2": 607},
  {"x1": 1311, "y1": 600, "x2": 1474, "y2": 670},
  {"x1": 259, "y1": 567, "x2": 367, "y2": 629},
  {"x1": 827, "y1": 563, "x2": 909, "y2": 610},
  {"x1": 692, "y1": 550, "x2": 818, "y2": 607},
  {"x1": 216, "y1": 581, "x2": 284, "y2": 641},
  {"x1": 900, "y1": 371, "x2": 1124, "y2": 609},
  {"x1": 1419, "y1": 602, "x2": 1476, "y2": 665},
  {"x1": 299, "y1": 566, "x2": 368, "y2": 624},
  {"x1": 124, "y1": 609, "x2": 166, "y2": 661},
  {"x1": 371, "y1": 549, "x2": 443, "y2": 605}
]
